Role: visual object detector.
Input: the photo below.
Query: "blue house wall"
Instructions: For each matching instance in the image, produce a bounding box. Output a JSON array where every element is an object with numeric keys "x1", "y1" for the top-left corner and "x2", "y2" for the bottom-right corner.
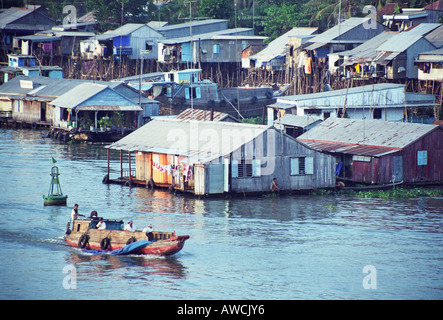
[{"x1": 80, "y1": 88, "x2": 137, "y2": 107}]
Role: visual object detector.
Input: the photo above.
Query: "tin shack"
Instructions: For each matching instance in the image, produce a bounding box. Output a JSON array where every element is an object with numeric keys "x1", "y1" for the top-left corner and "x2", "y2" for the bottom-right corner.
[
  {"x1": 104, "y1": 118, "x2": 336, "y2": 195},
  {"x1": 297, "y1": 117, "x2": 443, "y2": 186}
]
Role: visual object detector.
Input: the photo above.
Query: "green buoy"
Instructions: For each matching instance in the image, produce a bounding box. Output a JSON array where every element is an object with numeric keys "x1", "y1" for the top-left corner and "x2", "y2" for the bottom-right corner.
[{"x1": 43, "y1": 157, "x2": 68, "y2": 206}]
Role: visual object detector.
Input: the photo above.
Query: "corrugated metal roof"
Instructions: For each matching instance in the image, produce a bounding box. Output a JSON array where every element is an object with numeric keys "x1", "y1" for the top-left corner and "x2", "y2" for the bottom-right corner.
[
  {"x1": 50, "y1": 82, "x2": 141, "y2": 110},
  {"x1": 50, "y1": 83, "x2": 106, "y2": 108},
  {"x1": 94, "y1": 23, "x2": 146, "y2": 40},
  {"x1": 108, "y1": 119, "x2": 269, "y2": 163},
  {"x1": 274, "y1": 114, "x2": 321, "y2": 128},
  {"x1": 249, "y1": 28, "x2": 317, "y2": 63},
  {"x1": 376, "y1": 33, "x2": 424, "y2": 53},
  {"x1": 0, "y1": 6, "x2": 52, "y2": 29},
  {"x1": 0, "y1": 76, "x2": 146, "y2": 108},
  {"x1": 155, "y1": 19, "x2": 228, "y2": 32},
  {"x1": 0, "y1": 76, "x2": 84, "y2": 97},
  {"x1": 297, "y1": 117, "x2": 439, "y2": 156},
  {"x1": 160, "y1": 28, "x2": 260, "y2": 45},
  {"x1": 306, "y1": 18, "x2": 374, "y2": 46},
  {"x1": 376, "y1": 23, "x2": 440, "y2": 53},
  {"x1": 335, "y1": 31, "x2": 397, "y2": 61},
  {"x1": 176, "y1": 108, "x2": 240, "y2": 122},
  {"x1": 300, "y1": 140, "x2": 400, "y2": 157},
  {"x1": 278, "y1": 83, "x2": 406, "y2": 105}
]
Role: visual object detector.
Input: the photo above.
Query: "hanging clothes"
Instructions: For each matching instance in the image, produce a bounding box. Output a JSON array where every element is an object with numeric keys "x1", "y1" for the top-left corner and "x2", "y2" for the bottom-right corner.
[{"x1": 304, "y1": 57, "x2": 312, "y2": 74}]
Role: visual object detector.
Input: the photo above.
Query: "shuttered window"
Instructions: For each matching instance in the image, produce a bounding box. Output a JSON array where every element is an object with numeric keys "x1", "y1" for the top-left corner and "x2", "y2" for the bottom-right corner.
[
  {"x1": 291, "y1": 157, "x2": 313, "y2": 175},
  {"x1": 231, "y1": 159, "x2": 261, "y2": 178}
]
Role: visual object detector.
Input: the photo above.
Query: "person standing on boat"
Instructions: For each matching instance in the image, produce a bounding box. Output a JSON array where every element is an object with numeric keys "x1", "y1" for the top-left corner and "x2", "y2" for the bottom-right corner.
[
  {"x1": 70, "y1": 204, "x2": 84, "y2": 221},
  {"x1": 70, "y1": 204, "x2": 85, "y2": 230},
  {"x1": 96, "y1": 217, "x2": 106, "y2": 230},
  {"x1": 124, "y1": 220, "x2": 136, "y2": 232}
]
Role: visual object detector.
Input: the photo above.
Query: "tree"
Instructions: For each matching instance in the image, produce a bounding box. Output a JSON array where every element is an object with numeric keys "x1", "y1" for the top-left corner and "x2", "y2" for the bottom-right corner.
[
  {"x1": 86, "y1": 0, "x2": 155, "y2": 31},
  {"x1": 260, "y1": 2, "x2": 302, "y2": 42},
  {"x1": 198, "y1": 0, "x2": 234, "y2": 20}
]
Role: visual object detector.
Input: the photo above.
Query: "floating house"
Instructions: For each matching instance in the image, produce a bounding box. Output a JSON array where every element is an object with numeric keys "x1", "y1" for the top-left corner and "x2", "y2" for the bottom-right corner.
[
  {"x1": 0, "y1": 76, "x2": 80, "y2": 126},
  {"x1": 0, "y1": 76, "x2": 156, "y2": 133},
  {"x1": 125, "y1": 68, "x2": 276, "y2": 118},
  {"x1": 269, "y1": 83, "x2": 437, "y2": 123},
  {"x1": 105, "y1": 118, "x2": 336, "y2": 195},
  {"x1": 297, "y1": 117, "x2": 443, "y2": 186},
  {"x1": 49, "y1": 82, "x2": 142, "y2": 138}
]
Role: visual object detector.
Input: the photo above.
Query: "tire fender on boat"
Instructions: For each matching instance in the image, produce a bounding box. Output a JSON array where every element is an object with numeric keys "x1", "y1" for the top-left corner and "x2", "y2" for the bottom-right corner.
[
  {"x1": 78, "y1": 234, "x2": 89, "y2": 248},
  {"x1": 126, "y1": 237, "x2": 136, "y2": 245},
  {"x1": 100, "y1": 237, "x2": 111, "y2": 250}
]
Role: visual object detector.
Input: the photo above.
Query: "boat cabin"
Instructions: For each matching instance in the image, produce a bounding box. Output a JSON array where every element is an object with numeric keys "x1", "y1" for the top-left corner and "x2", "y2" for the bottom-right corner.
[
  {"x1": 72, "y1": 218, "x2": 124, "y2": 233},
  {"x1": 71, "y1": 218, "x2": 175, "y2": 241}
]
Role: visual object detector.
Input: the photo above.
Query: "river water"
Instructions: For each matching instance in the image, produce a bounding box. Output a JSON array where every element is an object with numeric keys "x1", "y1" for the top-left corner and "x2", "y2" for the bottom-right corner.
[{"x1": 0, "y1": 128, "x2": 442, "y2": 300}]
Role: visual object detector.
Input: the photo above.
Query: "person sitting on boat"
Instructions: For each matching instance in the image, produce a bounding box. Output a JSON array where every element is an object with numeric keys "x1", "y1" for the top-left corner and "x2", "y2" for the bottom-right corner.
[
  {"x1": 124, "y1": 220, "x2": 136, "y2": 232},
  {"x1": 96, "y1": 217, "x2": 106, "y2": 230},
  {"x1": 90, "y1": 210, "x2": 98, "y2": 218}
]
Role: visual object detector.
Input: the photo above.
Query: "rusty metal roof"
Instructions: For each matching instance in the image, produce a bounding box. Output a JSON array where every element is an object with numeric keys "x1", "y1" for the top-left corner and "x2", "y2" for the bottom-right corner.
[
  {"x1": 297, "y1": 117, "x2": 439, "y2": 157},
  {"x1": 176, "y1": 108, "x2": 240, "y2": 122}
]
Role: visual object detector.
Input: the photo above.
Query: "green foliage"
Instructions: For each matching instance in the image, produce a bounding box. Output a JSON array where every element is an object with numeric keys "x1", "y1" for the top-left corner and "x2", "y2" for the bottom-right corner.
[
  {"x1": 353, "y1": 188, "x2": 443, "y2": 199},
  {"x1": 242, "y1": 116, "x2": 264, "y2": 124},
  {"x1": 86, "y1": 0, "x2": 155, "y2": 31},
  {"x1": 260, "y1": 2, "x2": 302, "y2": 42},
  {"x1": 16, "y1": 0, "x2": 439, "y2": 42},
  {"x1": 198, "y1": 0, "x2": 234, "y2": 20}
]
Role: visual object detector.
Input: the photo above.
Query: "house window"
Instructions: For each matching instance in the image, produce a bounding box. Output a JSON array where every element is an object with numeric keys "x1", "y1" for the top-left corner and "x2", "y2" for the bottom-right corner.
[
  {"x1": 373, "y1": 109, "x2": 382, "y2": 119},
  {"x1": 13, "y1": 100, "x2": 23, "y2": 113},
  {"x1": 417, "y1": 150, "x2": 427, "y2": 166},
  {"x1": 213, "y1": 44, "x2": 220, "y2": 54},
  {"x1": 290, "y1": 157, "x2": 314, "y2": 175},
  {"x1": 185, "y1": 87, "x2": 201, "y2": 99},
  {"x1": 145, "y1": 42, "x2": 153, "y2": 51},
  {"x1": 323, "y1": 112, "x2": 331, "y2": 120},
  {"x1": 238, "y1": 159, "x2": 253, "y2": 177},
  {"x1": 232, "y1": 159, "x2": 261, "y2": 178}
]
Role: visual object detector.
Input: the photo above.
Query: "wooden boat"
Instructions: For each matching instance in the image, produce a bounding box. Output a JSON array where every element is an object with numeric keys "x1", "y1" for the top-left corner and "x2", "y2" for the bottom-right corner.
[{"x1": 65, "y1": 218, "x2": 189, "y2": 256}]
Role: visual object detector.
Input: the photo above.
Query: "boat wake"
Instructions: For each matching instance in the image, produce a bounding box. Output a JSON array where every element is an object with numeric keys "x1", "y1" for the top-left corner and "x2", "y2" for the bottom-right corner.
[{"x1": 0, "y1": 228, "x2": 66, "y2": 251}]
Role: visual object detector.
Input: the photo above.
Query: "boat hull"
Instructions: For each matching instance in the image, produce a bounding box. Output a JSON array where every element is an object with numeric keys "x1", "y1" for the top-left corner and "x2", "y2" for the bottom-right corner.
[{"x1": 65, "y1": 220, "x2": 189, "y2": 256}]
